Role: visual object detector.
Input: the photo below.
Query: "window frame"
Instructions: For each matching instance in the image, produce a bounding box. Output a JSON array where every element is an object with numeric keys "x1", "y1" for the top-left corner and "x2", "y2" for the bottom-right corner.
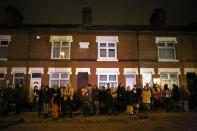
[
  {"x1": 97, "y1": 42, "x2": 118, "y2": 61},
  {"x1": 125, "y1": 74, "x2": 136, "y2": 89},
  {"x1": 142, "y1": 72, "x2": 153, "y2": 87},
  {"x1": 157, "y1": 42, "x2": 177, "y2": 61},
  {"x1": 49, "y1": 72, "x2": 70, "y2": 87},
  {"x1": 98, "y1": 73, "x2": 118, "y2": 88},
  {"x1": 13, "y1": 73, "x2": 24, "y2": 88},
  {"x1": 160, "y1": 72, "x2": 179, "y2": 89},
  {"x1": 0, "y1": 40, "x2": 9, "y2": 60},
  {"x1": 51, "y1": 41, "x2": 71, "y2": 59}
]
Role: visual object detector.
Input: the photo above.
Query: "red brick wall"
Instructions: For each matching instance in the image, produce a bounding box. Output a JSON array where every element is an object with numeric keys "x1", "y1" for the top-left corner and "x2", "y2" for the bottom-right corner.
[{"x1": 0, "y1": 30, "x2": 197, "y2": 91}]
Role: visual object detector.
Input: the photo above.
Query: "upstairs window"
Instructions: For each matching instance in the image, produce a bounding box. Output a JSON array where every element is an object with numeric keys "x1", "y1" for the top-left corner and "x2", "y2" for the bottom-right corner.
[
  {"x1": 0, "y1": 35, "x2": 11, "y2": 60},
  {"x1": 52, "y1": 42, "x2": 70, "y2": 59},
  {"x1": 156, "y1": 37, "x2": 177, "y2": 61},
  {"x1": 96, "y1": 36, "x2": 118, "y2": 61},
  {"x1": 50, "y1": 36, "x2": 72, "y2": 59}
]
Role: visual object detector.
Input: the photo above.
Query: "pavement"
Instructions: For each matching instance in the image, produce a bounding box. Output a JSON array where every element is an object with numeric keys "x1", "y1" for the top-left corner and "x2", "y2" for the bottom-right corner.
[{"x1": 1, "y1": 110, "x2": 197, "y2": 123}]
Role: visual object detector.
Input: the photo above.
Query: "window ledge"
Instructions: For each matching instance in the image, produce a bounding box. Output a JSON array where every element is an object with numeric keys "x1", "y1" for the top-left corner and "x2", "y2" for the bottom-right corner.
[
  {"x1": 97, "y1": 58, "x2": 118, "y2": 62},
  {"x1": 0, "y1": 58, "x2": 8, "y2": 61},
  {"x1": 51, "y1": 58, "x2": 70, "y2": 60},
  {"x1": 158, "y1": 59, "x2": 179, "y2": 62}
]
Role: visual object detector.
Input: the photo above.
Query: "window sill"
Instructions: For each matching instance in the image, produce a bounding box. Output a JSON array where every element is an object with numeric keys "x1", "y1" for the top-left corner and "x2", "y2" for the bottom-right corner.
[
  {"x1": 97, "y1": 58, "x2": 118, "y2": 62},
  {"x1": 51, "y1": 58, "x2": 70, "y2": 60},
  {"x1": 158, "y1": 59, "x2": 179, "y2": 62},
  {"x1": 0, "y1": 58, "x2": 8, "y2": 61}
]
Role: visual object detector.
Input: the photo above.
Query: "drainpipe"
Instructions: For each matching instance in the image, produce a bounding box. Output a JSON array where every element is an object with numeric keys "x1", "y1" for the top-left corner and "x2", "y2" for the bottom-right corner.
[
  {"x1": 26, "y1": 31, "x2": 31, "y2": 104},
  {"x1": 136, "y1": 30, "x2": 141, "y2": 86}
]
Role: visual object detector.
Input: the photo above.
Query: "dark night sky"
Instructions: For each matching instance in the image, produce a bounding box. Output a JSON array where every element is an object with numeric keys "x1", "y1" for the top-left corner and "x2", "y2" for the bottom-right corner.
[{"x1": 0, "y1": 0, "x2": 197, "y2": 26}]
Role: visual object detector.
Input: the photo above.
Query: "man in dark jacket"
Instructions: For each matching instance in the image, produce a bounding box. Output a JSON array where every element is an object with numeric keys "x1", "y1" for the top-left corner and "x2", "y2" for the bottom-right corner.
[
  {"x1": 92, "y1": 85, "x2": 99, "y2": 115},
  {"x1": 105, "y1": 83, "x2": 113, "y2": 115},
  {"x1": 38, "y1": 85, "x2": 45, "y2": 116},
  {"x1": 117, "y1": 83, "x2": 126, "y2": 112},
  {"x1": 2, "y1": 84, "x2": 14, "y2": 116},
  {"x1": 172, "y1": 84, "x2": 181, "y2": 112},
  {"x1": 14, "y1": 83, "x2": 25, "y2": 115}
]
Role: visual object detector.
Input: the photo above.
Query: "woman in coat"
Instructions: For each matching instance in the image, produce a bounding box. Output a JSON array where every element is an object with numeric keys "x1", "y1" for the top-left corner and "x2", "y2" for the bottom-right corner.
[{"x1": 141, "y1": 86, "x2": 151, "y2": 113}]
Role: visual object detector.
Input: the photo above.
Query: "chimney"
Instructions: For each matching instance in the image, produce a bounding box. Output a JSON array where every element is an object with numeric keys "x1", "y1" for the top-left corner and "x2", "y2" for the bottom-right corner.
[{"x1": 82, "y1": 7, "x2": 92, "y2": 25}]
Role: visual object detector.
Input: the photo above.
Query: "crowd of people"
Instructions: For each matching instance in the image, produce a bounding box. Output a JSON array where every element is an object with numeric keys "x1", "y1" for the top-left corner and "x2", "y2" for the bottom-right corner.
[
  {"x1": 0, "y1": 82, "x2": 191, "y2": 120},
  {"x1": 0, "y1": 82, "x2": 25, "y2": 117}
]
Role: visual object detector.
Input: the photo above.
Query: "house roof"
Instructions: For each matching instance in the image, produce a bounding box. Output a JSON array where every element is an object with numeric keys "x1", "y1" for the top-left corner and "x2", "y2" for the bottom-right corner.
[{"x1": 0, "y1": 23, "x2": 197, "y2": 32}]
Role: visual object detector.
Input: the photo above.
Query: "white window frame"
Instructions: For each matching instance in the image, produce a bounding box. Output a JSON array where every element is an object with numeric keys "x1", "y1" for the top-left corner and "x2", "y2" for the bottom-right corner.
[
  {"x1": 160, "y1": 72, "x2": 179, "y2": 90},
  {"x1": 96, "y1": 68, "x2": 119, "y2": 88},
  {"x1": 75, "y1": 68, "x2": 91, "y2": 75},
  {"x1": 51, "y1": 41, "x2": 71, "y2": 59},
  {"x1": 140, "y1": 68, "x2": 154, "y2": 87},
  {"x1": 96, "y1": 36, "x2": 118, "y2": 61},
  {"x1": 156, "y1": 37, "x2": 178, "y2": 62},
  {"x1": 124, "y1": 68, "x2": 138, "y2": 89},
  {"x1": 49, "y1": 72, "x2": 70, "y2": 87},
  {"x1": 13, "y1": 73, "x2": 24, "y2": 88},
  {"x1": 0, "y1": 35, "x2": 11, "y2": 61},
  {"x1": 125, "y1": 74, "x2": 136, "y2": 89},
  {"x1": 98, "y1": 73, "x2": 118, "y2": 88}
]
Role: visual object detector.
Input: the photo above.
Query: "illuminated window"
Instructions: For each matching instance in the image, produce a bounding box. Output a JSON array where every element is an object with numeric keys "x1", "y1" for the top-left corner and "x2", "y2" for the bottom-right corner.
[
  {"x1": 50, "y1": 72, "x2": 70, "y2": 87},
  {"x1": 98, "y1": 74, "x2": 118, "y2": 88},
  {"x1": 51, "y1": 41, "x2": 70, "y2": 59},
  {"x1": 160, "y1": 72, "x2": 178, "y2": 90},
  {"x1": 142, "y1": 73, "x2": 153, "y2": 87},
  {"x1": 125, "y1": 74, "x2": 136, "y2": 89}
]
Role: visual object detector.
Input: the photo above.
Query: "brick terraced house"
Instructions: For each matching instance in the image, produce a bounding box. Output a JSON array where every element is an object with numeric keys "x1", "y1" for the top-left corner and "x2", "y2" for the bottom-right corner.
[{"x1": 0, "y1": 23, "x2": 197, "y2": 105}]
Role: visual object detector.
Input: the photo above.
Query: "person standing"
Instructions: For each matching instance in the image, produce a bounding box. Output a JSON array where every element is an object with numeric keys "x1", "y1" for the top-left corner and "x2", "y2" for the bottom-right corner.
[
  {"x1": 141, "y1": 85, "x2": 151, "y2": 113},
  {"x1": 172, "y1": 84, "x2": 181, "y2": 112},
  {"x1": 38, "y1": 85, "x2": 44, "y2": 116},
  {"x1": 81, "y1": 85, "x2": 91, "y2": 116},
  {"x1": 105, "y1": 83, "x2": 113, "y2": 115},
  {"x1": 181, "y1": 85, "x2": 190, "y2": 112},
  {"x1": 32, "y1": 86, "x2": 39, "y2": 112},
  {"x1": 51, "y1": 85, "x2": 60, "y2": 119},
  {"x1": 162, "y1": 84, "x2": 172, "y2": 112},
  {"x1": 111, "y1": 84, "x2": 117, "y2": 114},
  {"x1": 2, "y1": 83, "x2": 13, "y2": 116},
  {"x1": 42, "y1": 86, "x2": 50, "y2": 118},
  {"x1": 117, "y1": 83, "x2": 126, "y2": 112},
  {"x1": 59, "y1": 85, "x2": 65, "y2": 117},
  {"x1": 63, "y1": 83, "x2": 74, "y2": 118},
  {"x1": 126, "y1": 86, "x2": 133, "y2": 115},
  {"x1": 92, "y1": 85, "x2": 99, "y2": 115},
  {"x1": 131, "y1": 85, "x2": 140, "y2": 114},
  {"x1": 14, "y1": 82, "x2": 25, "y2": 115},
  {"x1": 152, "y1": 84, "x2": 161, "y2": 110}
]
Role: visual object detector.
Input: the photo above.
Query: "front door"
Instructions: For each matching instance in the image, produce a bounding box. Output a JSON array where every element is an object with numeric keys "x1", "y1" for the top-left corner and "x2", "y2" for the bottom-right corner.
[
  {"x1": 77, "y1": 72, "x2": 88, "y2": 103},
  {"x1": 29, "y1": 73, "x2": 42, "y2": 102},
  {"x1": 77, "y1": 72, "x2": 88, "y2": 90},
  {"x1": 186, "y1": 73, "x2": 197, "y2": 109}
]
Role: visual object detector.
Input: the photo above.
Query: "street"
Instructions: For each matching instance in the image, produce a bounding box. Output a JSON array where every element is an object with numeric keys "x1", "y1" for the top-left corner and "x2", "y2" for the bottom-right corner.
[{"x1": 0, "y1": 112, "x2": 197, "y2": 131}]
